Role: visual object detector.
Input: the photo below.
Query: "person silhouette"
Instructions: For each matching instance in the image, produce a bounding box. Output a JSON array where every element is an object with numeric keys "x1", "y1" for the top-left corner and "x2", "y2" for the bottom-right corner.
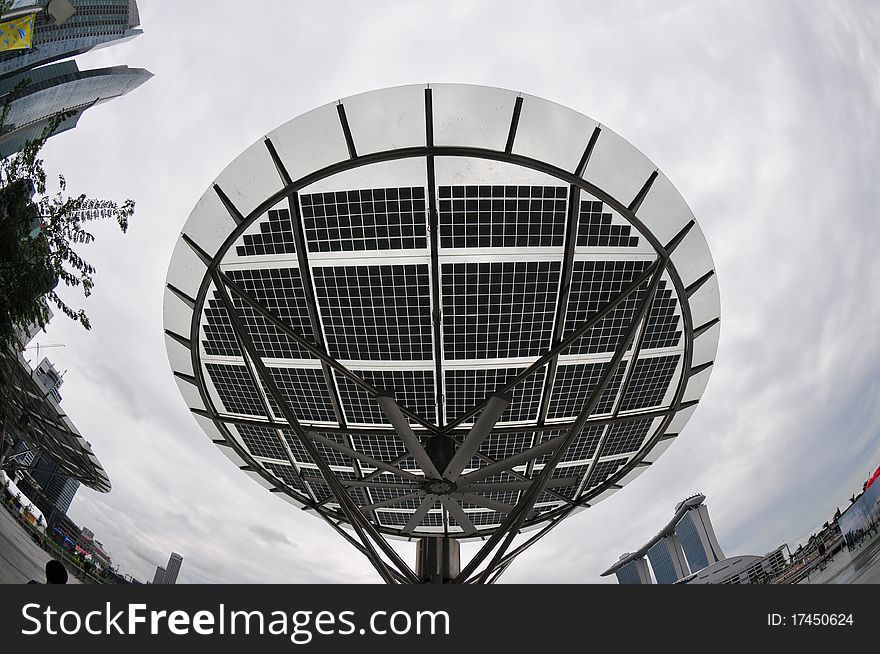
[{"x1": 27, "y1": 559, "x2": 68, "y2": 584}]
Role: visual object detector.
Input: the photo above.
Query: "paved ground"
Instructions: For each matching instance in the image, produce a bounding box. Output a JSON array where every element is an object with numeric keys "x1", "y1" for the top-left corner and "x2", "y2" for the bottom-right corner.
[
  {"x1": 0, "y1": 506, "x2": 81, "y2": 584},
  {"x1": 803, "y1": 531, "x2": 880, "y2": 584}
]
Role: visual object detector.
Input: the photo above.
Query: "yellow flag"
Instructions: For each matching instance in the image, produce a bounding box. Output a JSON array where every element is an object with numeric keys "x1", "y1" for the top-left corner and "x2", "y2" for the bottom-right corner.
[{"x1": 0, "y1": 14, "x2": 35, "y2": 52}]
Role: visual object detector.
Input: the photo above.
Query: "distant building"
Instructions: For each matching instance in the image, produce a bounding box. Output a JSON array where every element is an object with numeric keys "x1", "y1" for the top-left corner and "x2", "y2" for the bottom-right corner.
[
  {"x1": 0, "y1": 0, "x2": 143, "y2": 79},
  {"x1": 152, "y1": 566, "x2": 165, "y2": 584},
  {"x1": 646, "y1": 534, "x2": 690, "y2": 585},
  {"x1": 161, "y1": 552, "x2": 183, "y2": 585},
  {"x1": 676, "y1": 503, "x2": 725, "y2": 571},
  {"x1": 614, "y1": 556, "x2": 652, "y2": 585},
  {"x1": 678, "y1": 546, "x2": 788, "y2": 585},
  {"x1": 603, "y1": 494, "x2": 729, "y2": 584}
]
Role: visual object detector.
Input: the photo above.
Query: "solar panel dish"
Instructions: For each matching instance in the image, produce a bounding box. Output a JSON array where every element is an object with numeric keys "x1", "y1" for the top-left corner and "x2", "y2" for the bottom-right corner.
[{"x1": 164, "y1": 84, "x2": 720, "y2": 581}]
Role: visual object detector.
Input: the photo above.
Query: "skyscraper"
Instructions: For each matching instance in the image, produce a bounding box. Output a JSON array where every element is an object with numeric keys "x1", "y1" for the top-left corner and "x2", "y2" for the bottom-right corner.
[
  {"x1": 646, "y1": 534, "x2": 690, "y2": 585},
  {"x1": 152, "y1": 566, "x2": 165, "y2": 585},
  {"x1": 161, "y1": 552, "x2": 183, "y2": 585},
  {"x1": 0, "y1": 0, "x2": 143, "y2": 79},
  {"x1": 0, "y1": 60, "x2": 151, "y2": 158},
  {"x1": 676, "y1": 504, "x2": 725, "y2": 572},
  {"x1": 0, "y1": 0, "x2": 150, "y2": 157}
]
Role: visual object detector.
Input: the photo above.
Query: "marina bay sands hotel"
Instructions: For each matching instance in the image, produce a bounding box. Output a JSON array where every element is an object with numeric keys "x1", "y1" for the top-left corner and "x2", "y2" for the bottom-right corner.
[{"x1": 603, "y1": 494, "x2": 725, "y2": 584}]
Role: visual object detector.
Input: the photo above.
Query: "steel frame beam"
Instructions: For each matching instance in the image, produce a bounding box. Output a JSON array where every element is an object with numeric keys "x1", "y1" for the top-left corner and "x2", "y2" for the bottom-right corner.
[{"x1": 171, "y1": 137, "x2": 706, "y2": 583}]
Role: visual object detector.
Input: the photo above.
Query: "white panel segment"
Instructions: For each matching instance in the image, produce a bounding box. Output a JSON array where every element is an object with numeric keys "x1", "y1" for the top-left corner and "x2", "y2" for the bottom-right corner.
[
  {"x1": 691, "y1": 321, "x2": 721, "y2": 368},
  {"x1": 267, "y1": 102, "x2": 351, "y2": 184},
  {"x1": 213, "y1": 138, "x2": 286, "y2": 218},
  {"x1": 174, "y1": 376, "x2": 205, "y2": 412},
  {"x1": 512, "y1": 92, "x2": 598, "y2": 173},
  {"x1": 669, "y1": 220, "x2": 716, "y2": 289},
  {"x1": 683, "y1": 365, "x2": 714, "y2": 404},
  {"x1": 164, "y1": 333, "x2": 194, "y2": 377},
  {"x1": 687, "y1": 276, "x2": 721, "y2": 333},
  {"x1": 166, "y1": 236, "x2": 208, "y2": 300},
  {"x1": 633, "y1": 171, "x2": 695, "y2": 249},
  {"x1": 583, "y1": 127, "x2": 656, "y2": 208},
  {"x1": 180, "y1": 188, "x2": 239, "y2": 260},
  {"x1": 342, "y1": 84, "x2": 427, "y2": 155},
  {"x1": 642, "y1": 438, "x2": 675, "y2": 463},
  {"x1": 431, "y1": 84, "x2": 519, "y2": 151},
  {"x1": 162, "y1": 287, "x2": 193, "y2": 341}
]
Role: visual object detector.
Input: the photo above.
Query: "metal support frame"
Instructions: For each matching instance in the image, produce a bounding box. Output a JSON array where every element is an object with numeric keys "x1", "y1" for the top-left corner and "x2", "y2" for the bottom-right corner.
[
  {"x1": 213, "y1": 272, "x2": 419, "y2": 584},
  {"x1": 453, "y1": 259, "x2": 666, "y2": 583},
  {"x1": 171, "y1": 131, "x2": 708, "y2": 583}
]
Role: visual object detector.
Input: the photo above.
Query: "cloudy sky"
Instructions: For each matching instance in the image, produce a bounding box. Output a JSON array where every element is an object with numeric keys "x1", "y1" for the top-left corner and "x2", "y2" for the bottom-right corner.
[{"x1": 24, "y1": 0, "x2": 880, "y2": 583}]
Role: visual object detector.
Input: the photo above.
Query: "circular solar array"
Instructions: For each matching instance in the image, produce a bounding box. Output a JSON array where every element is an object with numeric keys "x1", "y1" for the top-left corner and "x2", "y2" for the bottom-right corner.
[{"x1": 163, "y1": 84, "x2": 720, "y2": 540}]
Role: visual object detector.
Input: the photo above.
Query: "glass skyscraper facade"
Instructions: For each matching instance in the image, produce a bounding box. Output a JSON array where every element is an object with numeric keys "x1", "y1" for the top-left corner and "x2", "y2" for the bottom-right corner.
[
  {"x1": 0, "y1": 0, "x2": 149, "y2": 157},
  {"x1": 0, "y1": 60, "x2": 152, "y2": 157},
  {"x1": 0, "y1": 0, "x2": 142, "y2": 79},
  {"x1": 677, "y1": 510, "x2": 710, "y2": 571}
]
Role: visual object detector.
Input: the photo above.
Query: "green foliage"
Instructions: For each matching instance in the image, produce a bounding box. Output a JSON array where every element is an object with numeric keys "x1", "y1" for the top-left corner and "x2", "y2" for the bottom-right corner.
[{"x1": 0, "y1": 77, "x2": 135, "y2": 400}]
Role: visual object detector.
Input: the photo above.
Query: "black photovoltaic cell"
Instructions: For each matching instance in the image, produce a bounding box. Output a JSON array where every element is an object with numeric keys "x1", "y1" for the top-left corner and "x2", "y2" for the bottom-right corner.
[
  {"x1": 546, "y1": 361, "x2": 624, "y2": 420},
  {"x1": 334, "y1": 369, "x2": 436, "y2": 425},
  {"x1": 205, "y1": 363, "x2": 266, "y2": 416},
  {"x1": 301, "y1": 187, "x2": 428, "y2": 253},
  {"x1": 464, "y1": 490, "x2": 519, "y2": 507},
  {"x1": 548, "y1": 463, "x2": 590, "y2": 499},
  {"x1": 366, "y1": 486, "x2": 422, "y2": 510},
  {"x1": 264, "y1": 367, "x2": 337, "y2": 423},
  {"x1": 560, "y1": 424, "x2": 606, "y2": 463},
  {"x1": 202, "y1": 301, "x2": 241, "y2": 357},
  {"x1": 236, "y1": 209, "x2": 296, "y2": 257},
  {"x1": 577, "y1": 200, "x2": 639, "y2": 248},
  {"x1": 202, "y1": 268, "x2": 315, "y2": 359},
  {"x1": 313, "y1": 264, "x2": 432, "y2": 361},
  {"x1": 418, "y1": 511, "x2": 445, "y2": 527},
  {"x1": 642, "y1": 281, "x2": 681, "y2": 350},
  {"x1": 619, "y1": 355, "x2": 679, "y2": 412},
  {"x1": 467, "y1": 430, "x2": 537, "y2": 470},
  {"x1": 470, "y1": 511, "x2": 507, "y2": 527},
  {"x1": 480, "y1": 431, "x2": 535, "y2": 462},
  {"x1": 603, "y1": 418, "x2": 653, "y2": 457},
  {"x1": 264, "y1": 462, "x2": 307, "y2": 493},
  {"x1": 236, "y1": 424, "x2": 287, "y2": 461},
  {"x1": 583, "y1": 459, "x2": 626, "y2": 491},
  {"x1": 310, "y1": 432, "x2": 358, "y2": 468},
  {"x1": 349, "y1": 434, "x2": 408, "y2": 464},
  {"x1": 563, "y1": 260, "x2": 650, "y2": 355},
  {"x1": 376, "y1": 511, "x2": 411, "y2": 527},
  {"x1": 281, "y1": 429, "x2": 313, "y2": 466},
  {"x1": 304, "y1": 469, "x2": 364, "y2": 505},
  {"x1": 438, "y1": 185, "x2": 567, "y2": 248},
  {"x1": 444, "y1": 367, "x2": 547, "y2": 425},
  {"x1": 442, "y1": 261, "x2": 561, "y2": 359}
]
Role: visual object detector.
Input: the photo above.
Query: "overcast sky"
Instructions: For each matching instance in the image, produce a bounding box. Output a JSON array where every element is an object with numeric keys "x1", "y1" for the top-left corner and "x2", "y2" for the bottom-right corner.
[{"x1": 23, "y1": 0, "x2": 880, "y2": 583}]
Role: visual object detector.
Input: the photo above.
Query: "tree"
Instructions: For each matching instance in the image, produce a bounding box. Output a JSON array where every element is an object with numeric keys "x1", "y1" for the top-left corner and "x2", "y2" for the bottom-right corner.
[{"x1": 0, "y1": 82, "x2": 134, "y2": 395}]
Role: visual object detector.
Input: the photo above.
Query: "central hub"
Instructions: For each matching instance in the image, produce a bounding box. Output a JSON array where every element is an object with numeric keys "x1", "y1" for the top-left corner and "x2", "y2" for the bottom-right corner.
[{"x1": 423, "y1": 479, "x2": 457, "y2": 495}]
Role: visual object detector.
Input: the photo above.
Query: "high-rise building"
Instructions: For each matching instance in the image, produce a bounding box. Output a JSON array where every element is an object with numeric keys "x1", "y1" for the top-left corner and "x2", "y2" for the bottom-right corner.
[
  {"x1": 0, "y1": 0, "x2": 150, "y2": 157},
  {"x1": 0, "y1": 60, "x2": 151, "y2": 158},
  {"x1": 24, "y1": 450, "x2": 80, "y2": 517},
  {"x1": 676, "y1": 504, "x2": 725, "y2": 571},
  {"x1": 646, "y1": 534, "x2": 690, "y2": 585},
  {"x1": 152, "y1": 566, "x2": 165, "y2": 585},
  {"x1": 161, "y1": 552, "x2": 183, "y2": 585},
  {"x1": 614, "y1": 557, "x2": 652, "y2": 585},
  {"x1": 0, "y1": 0, "x2": 143, "y2": 79}
]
